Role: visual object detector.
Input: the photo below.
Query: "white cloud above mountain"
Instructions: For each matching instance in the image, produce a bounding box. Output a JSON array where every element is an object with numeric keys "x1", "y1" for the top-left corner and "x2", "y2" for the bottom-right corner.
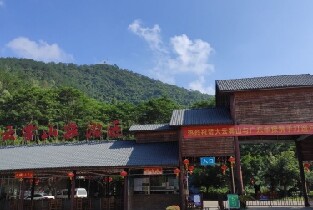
[
  {"x1": 6, "y1": 37, "x2": 74, "y2": 63},
  {"x1": 129, "y1": 19, "x2": 215, "y2": 94}
]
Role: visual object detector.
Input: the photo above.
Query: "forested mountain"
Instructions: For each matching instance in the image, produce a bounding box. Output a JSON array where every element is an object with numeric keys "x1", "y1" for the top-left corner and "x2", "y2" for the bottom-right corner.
[{"x1": 0, "y1": 58, "x2": 212, "y2": 106}]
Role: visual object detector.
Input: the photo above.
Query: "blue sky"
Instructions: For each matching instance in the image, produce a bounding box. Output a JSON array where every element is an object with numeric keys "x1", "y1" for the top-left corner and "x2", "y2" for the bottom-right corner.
[{"x1": 1, "y1": 0, "x2": 313, "y2": 95}]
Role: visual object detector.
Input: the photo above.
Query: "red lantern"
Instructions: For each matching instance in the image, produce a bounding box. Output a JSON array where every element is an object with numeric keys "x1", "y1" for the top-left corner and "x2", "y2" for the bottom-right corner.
[
  {"x1": 304, "y1": 163, "x2": 310, "y2": 172},
  {"x1": 34, "y1": 178, "x2": 39, "y2": 185},
  {"x1": 228, "y1": 156, "x2": 235, "y2": 166},
  {"x1": 120, "y1": 170, "x2": 127, "y2": 177},
  {"x1": 183, "y1": 159, "x2": 190, "y2": 166},
  {"x1": 104, "y1": 177, "x2": 113, "y2": 182},
  {"x1": 68, "y1": 172, "x2": 74, "y2": 180},
  {"x1": 188, "y1": 165, "x2": 195, "y2": 174},
  {"x1": 221, "y1": 164, "x2": 228, "y2": 175},
  {"x1": 174, "y1": 168, "x2": 180, "y2": 177}
]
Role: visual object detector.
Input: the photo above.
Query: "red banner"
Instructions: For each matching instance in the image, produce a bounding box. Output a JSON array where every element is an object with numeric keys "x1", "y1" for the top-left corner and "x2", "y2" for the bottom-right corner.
[
  {"x1": 14, "y1": 171, "x2": 34, "y2": 179},
  {"x1": 183, "y1": 123, "x2": 313, "y2": 139}
]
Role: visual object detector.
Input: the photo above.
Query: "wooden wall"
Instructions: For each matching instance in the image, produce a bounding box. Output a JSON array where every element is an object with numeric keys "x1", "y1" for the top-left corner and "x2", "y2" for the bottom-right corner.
[
  {"x1": 181, "y1": 137, "x2": 235, "y2": 157},
  {"x1": 134, "y1": 130, "x2": 179, "y2": 143},
  {"x1": 232, "y1": 87, "x2": 313, "y2": 124},
  {"x1": 130, "y1": 194, "x2": 180, "y2": 210}
]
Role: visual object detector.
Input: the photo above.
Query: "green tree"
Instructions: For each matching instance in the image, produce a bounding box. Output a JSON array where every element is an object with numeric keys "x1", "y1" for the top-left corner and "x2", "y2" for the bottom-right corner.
[
  {"x1": 190, "y1": 97, "x2": 215, "y2": 109},
  {"x1": 263, "y1": 151, "x2": 299, "y2": 195},
  {"x1": 137, "y1": 97, "x2": 180, "y2": 124}
]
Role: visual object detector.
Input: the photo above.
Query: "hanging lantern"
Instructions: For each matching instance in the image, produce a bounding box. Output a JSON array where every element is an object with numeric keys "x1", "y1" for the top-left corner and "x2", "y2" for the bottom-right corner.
[
  {"x1": 34, "y1": 178, "x2": 40, "y2": 185},
  {"x1": 120, "y1": 170, "x2": 128, "y2": 177},
  {"x1": 68, "y1": 172, "x2": 74, "y2": 180},
  {"x1": 183, "y1": 159, "x2": 190, "y2": 165},
  {"x1": 188, "y1": 165, "x2": 195, "y2": 174},
  {"x1": 228, "y1": 156, "x2": 235, "y2": 166},
  {"x1": 304, "y1": 162, "x2": 310, "y2": 172},
  {"x1": 221, "y1": 164, "x2": 228, "y2": 175},
  {"x1": 104, "y1": 176, "x2": 113, "y2": 182},
  {"x1": 174, "y1": 168, "x2": 180, "y2": 177}
]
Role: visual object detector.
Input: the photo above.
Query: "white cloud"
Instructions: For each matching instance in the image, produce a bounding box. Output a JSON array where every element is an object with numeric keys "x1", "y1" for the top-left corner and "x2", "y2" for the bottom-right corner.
[
  {"x1": 128, "y1": 19, "x2": 166, "y2": 53},
  {"x1": 188, "y1": 76, "x2": 215, "y2": 95},
  {"x1": 168, "y1": 34, "x2": 214, "y2": 75},
  {"x1": 6, "y1": 37, "x2": 74, "y2": 63},
  {"x1": 129, "y1": 20, "x2": 215, "y2": 94}
]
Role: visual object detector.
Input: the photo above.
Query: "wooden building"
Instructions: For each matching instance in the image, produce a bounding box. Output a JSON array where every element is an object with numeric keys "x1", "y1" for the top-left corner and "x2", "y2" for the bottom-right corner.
[
  {"x1": 0, "y1": 74, "x2": 313, "y2": 210},
  {"x1": 130, "y1": 74, "x2": 313, "y2": 209}
]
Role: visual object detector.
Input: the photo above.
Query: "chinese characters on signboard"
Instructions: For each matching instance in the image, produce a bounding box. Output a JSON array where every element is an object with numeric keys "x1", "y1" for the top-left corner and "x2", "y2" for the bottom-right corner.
[
  {"x1": 1, "y1": 120, "x2": 122, "y2": 141},
  {"x1": 183, "y1": 123, "x2": 313, "y2": 139},
  {"x1": 144, "y1": 167, "x2": 163, "y2": 175},
  {"x1": 14, "y1": 171, "x2": 33, "y2": 179}
]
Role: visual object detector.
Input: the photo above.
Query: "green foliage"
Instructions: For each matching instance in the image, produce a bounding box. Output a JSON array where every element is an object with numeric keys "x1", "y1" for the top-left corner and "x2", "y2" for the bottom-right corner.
[
  {"x1": 260, "y1": 151, "x2": 299, "y2": 195},
  {"x1": 136, "y1": 97, "x2": 180, "y2": 124},
  {"x1": 190, "y1": 98, "x2": 215, "y2": 109},
  {"x1": 0, "y1": 58, "x2": 212, "y2": 106}
]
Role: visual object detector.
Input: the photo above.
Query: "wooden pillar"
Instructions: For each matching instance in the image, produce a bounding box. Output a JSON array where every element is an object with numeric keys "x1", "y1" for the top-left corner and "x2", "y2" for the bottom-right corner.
[
  {"x1": 30, "y1": 178, "x2": 35, "y2": 210},
  {"x1": 70, "y1": 170, "x2": 76, "y2": 210},
  {"x1": 234, "y1": 137, "x2": 244, "y2": 195},
  {"x1": 123, "y1": 175, "x2": 129, "y2": 210},
  {"x1": 295, "y1": 141, "x2": 310, "y2": 207},
  {"x1": 179, "y1": 128, "x2": 186, "y2": 210},
  {"x1": 19, "y1": 179, "x2": 25, "y2": 210}
]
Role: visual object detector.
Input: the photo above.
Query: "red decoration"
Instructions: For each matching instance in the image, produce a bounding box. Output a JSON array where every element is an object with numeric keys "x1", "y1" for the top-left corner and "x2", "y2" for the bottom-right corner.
[
  {"x1": 120, "y1": 170, "x2": 127, "y2": 177},
  {"x1": 304, "y1": 162, "x2": 311, "y2": 172},
  {"x1": 228, "y1": 156, "x2": 235, "y2": 166},
  {"x1": 188, "y1": 165, "x2": 195, "y2": 174},
  {"x1": 34, "y1": 178, "x2": 40, "y2": 185},
  {"x1": 23, "y1": 124, "x2": 38, "y2": 141},
  {"x1": 63, "y1": 122, "x2": 79, "y2": 140},
  {"x1": 41, "y1": 125, "x2": 58, "y2": 140},
  {"x1": 174, "y1": 168, "x2": 180, "y2": 177},
  {"x1": 86, "y1": 123, "x2": 102, "y2": 140},
  {"x1": 107, "y1": 120, "x2": 122, "y2": 138},
  {"x1": 183, "y1": 159, "x2": 190, "y2": 166},
  {"x1": 68, "y1": 172, "x2": 74, "y2": 180},
  {"x1": 221, "y1": 164, "x2": 228, "y2": 175},
  {"x1": 15, "y1": 171, "x2": 33, "y2": 179},
  {"x1": 104, "y1": 177, "x2": 113, "y2": 182},
  {"x1": 2, "y1": 126, "x2": 16, "y2": 141}
]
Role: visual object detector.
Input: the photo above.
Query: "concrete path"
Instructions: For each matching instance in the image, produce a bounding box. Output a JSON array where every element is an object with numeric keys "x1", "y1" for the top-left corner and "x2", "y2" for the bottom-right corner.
[
  {"x1": 203, "y1": 201, "x2": 313, "y2": 210},
  {"x1": 247, "y1": 207, "x2": 313, "y2": 210}
]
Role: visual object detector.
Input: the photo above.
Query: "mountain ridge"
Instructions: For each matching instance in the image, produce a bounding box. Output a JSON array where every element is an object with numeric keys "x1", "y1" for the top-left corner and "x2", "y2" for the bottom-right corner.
[{"x1": 0, "y1": 57, "x2": 212, "y2": 106}]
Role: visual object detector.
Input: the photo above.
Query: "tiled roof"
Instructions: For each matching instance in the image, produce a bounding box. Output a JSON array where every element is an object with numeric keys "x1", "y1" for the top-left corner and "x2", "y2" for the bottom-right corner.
[
  {"x1": 0, "y1": 141, "x2": 178, "y2": 171},
  {"x1": 170, "y1": 108, "x2": 233, "y2": 126},
  {"x1": 129, "y1": 124, "x2": 175, "y2": 131},
  {"x1": 216, "y1": 74, "x2": 313, "y2": 92}
]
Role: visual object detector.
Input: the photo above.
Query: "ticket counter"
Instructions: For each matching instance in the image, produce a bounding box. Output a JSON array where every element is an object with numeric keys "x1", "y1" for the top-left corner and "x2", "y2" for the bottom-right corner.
[{"x1": 128, "y1": 168, "x2": 180, "y2": 210}]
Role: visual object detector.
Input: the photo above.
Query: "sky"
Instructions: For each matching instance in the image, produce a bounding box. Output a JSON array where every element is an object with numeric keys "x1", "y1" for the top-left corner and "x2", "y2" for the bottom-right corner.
[{"x1": 1, "y1": 1, "x2": 313, "y2": 95}]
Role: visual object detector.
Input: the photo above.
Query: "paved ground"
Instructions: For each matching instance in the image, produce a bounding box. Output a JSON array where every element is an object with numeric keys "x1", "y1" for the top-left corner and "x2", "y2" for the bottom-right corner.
[
  {"x1": 203, "y1": 201, "x2": 313, "y2": 210},
  {"x1": 247, "y1": 207, "x2": 313, "y2": 210}
]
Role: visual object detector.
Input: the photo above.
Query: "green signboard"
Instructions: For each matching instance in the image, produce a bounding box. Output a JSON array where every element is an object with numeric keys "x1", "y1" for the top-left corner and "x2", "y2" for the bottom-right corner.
[{"x1": 227, "y1": 194, "x2": 240, "y2": 209}]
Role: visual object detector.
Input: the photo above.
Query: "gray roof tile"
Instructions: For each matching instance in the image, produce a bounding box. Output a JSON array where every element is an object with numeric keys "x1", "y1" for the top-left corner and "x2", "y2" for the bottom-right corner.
[
  {"x1": 0, "y1": 141, "x2": 178, "y2": 171},
  {"x1": 129, "y1": 124, "x2": 175, "y2": 131},
  {"x1": 216, "y1": 74, "x2": 313, "y2": 92},
  {"x1": 170, "y1": 108, "x2": 233, "y2": 126}
]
